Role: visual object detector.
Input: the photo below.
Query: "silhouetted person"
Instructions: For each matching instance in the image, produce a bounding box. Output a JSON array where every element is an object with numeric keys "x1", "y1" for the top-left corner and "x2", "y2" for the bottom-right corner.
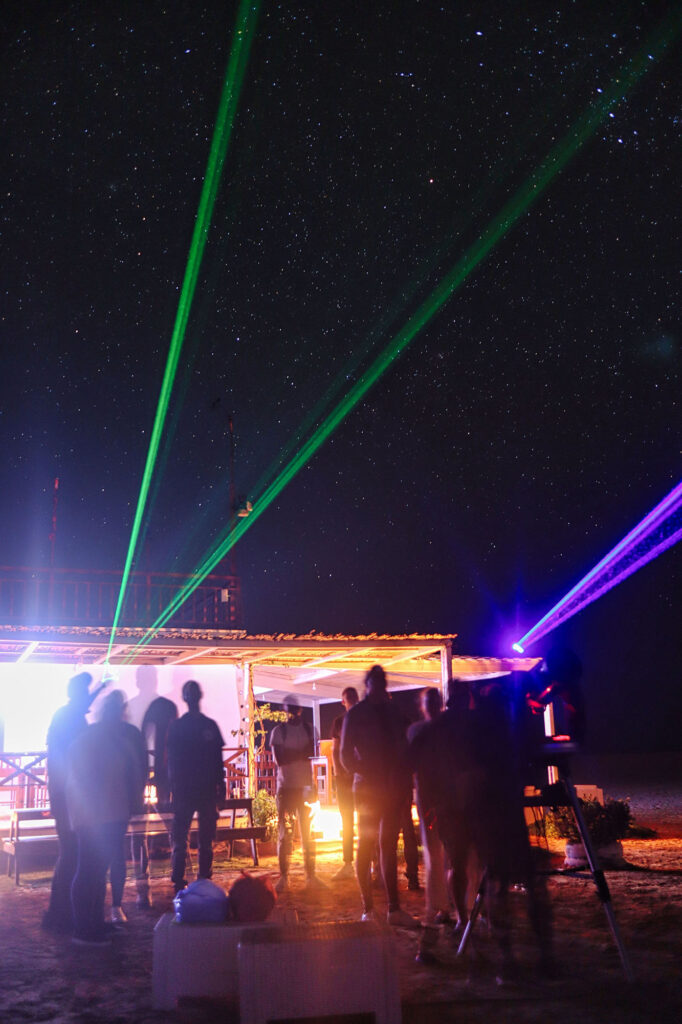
[
  {"x1": 526, "y1": 646, "x2": 586, "y2": 745},
  {"x1": 67, "y1": 690, "x2": 143, "y2": 945},
  {"x1": 408, "y1": 686, "x2": 451, "y2": 962},
  {"x1": 413, "y1": 678, "x2": 477, "y2": 943},
  {"x1": 126, "y1": 665, "x2": 159, "y2": 732},
  {"x1": 108, "y1": 694, "x2": 148, "y2": 923},
  {"x1": 271, "y1": 695, "x2": 324, "y2": 892},
  {"x1": 167, "y1": 681, "x2": 225, "y2": 894},
  {"x1": 340, "y1": 665, "x2": 419, "y2": 929},
  {"x1": 43, "y1": 672, "x2": 97, "y2": 934},
  {"x1": 331, "y1": 686, "x2": 359, "y2": 880},
  {"x1": 468, "y1": 680, "x2": 555, "y2": 979},
  {"x1": 135, "y1": 694, "x2": 178, "y2": 905},
  {"x1": 142, "y1": 695, "x2": 178, "y2": 810}
]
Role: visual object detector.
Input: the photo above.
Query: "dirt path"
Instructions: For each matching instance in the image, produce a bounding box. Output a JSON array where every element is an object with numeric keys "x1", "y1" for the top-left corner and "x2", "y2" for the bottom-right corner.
[{"x1": 2, "y1": 774, "x2": 682, "y2": 1023}]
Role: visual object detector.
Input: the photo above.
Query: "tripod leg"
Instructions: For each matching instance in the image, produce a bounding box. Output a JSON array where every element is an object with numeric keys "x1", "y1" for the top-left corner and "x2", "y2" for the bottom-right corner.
[
  {"x1": 562, "y1": 773, "x2": 634, "y2": 982},
  {"x1": 456, "y1": 868, "x2": 486, "y2": 958}
]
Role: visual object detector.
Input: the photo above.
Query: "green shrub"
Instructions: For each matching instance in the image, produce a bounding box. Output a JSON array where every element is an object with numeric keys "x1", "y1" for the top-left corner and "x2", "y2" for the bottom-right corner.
[
  {"x1": 252, "y1": 789, "x2": 278, "y2": 842},
  {"x1": 537, "y1": 796, "x2": 633, "y2": 847}
]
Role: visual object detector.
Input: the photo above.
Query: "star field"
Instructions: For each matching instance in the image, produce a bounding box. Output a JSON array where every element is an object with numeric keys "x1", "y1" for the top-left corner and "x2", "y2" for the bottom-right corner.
[{"x1": 0, "y1": 2, "x2": 679, "y2": 749}]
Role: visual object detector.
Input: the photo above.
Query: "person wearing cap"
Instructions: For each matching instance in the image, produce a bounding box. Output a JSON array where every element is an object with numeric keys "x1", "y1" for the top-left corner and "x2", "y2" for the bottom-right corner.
[
  {"x1": 167, "y1": 680, "x2": 226, "y2": 894},
  {"x1": 42, "y1": 672, "x2": 96, "y2": 934},
  {"x1": 270, "y1": 695, "x2": 323, "y2": 893}
]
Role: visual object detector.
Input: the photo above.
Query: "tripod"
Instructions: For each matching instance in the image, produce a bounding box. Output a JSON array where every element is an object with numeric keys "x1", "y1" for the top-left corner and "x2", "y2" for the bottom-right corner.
[{"x1": 456, "y1": 744, "x2": 634, "y2": 981}]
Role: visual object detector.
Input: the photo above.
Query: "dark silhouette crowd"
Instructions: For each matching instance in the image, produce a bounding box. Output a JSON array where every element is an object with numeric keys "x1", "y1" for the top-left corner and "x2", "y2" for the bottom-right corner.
[
  {"x1": 43, "y1": 674, "x2": 225, "y2": 946},
  {"x1": 332, "y1": 662, "x2": 569, "y2": 977},
  {"x1": 41, "y1": 655, "x2": 579, "y2": 976}
]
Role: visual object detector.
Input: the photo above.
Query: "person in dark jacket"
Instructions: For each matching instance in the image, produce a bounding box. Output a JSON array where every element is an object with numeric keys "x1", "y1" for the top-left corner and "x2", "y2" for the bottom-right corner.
[
  {"x1": 331, "y1": 686, "x2": 359, "y2": 880},
  {"x1": 141, "y1": 695, "x2": 178, "y2": 810},
  {"x1": 340, "y1": 665, "x2": 419, "y2": 929},
  {"x1": 67, "y1": 689, "x2": 143, "y2": 945},
  {"x1": 108, "y1": 695, "x2": 148, "y2": 923},
  {"x1": 167, "y1": 680, "x2": 225, "y2": 894},
  {"x1": 43, "y1": 672, "x2": 99, "y2": 934},
  {"x1": 408, "y1": 686, "x2": 451, "y2": 962}
]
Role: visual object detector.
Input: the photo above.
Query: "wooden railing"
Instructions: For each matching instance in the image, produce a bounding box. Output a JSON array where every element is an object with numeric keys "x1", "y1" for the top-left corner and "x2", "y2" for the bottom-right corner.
[
  {"x1": 1, "y1": 746, "x2": 276, "y2": 816},
  {"x1": 0, "y1": 565, "x2": 243, "y2": 629},
  {"x1": 0, "y1": 752, "x2": 49, "y2": 812},
  {"x1": 224, "y1": 746, "x2": 277, "y2": 798}
]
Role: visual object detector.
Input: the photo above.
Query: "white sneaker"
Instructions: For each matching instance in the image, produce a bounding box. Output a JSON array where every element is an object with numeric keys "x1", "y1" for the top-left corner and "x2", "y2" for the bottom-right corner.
[
  {"x1": 387, "y1": 908, "x2": 421, "y2": 930},
  {"x1": 333, "y1": 863, "x2": 355, "y2": 881},
  {"x1": 111, "y1": 906, "x2": 127, "y2": 924},
  {"x1": 275, "y1": 875, "x2": 289, "y2": 894},
  {"x1": 362, "y1": 910, "x2": 380, "y2": 923}
]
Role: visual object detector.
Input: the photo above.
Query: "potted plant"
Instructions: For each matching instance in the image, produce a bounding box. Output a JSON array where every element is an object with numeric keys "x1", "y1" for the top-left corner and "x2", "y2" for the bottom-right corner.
[
  {"x1": 252, "y1": 788, "x2": 278, "y2": 855},
  {"x1": 540, "y1": 796, "x2": 632, "y2": 868}
]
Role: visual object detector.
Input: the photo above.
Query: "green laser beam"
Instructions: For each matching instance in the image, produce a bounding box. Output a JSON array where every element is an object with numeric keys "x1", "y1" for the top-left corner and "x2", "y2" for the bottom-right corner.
[
  {"x1": 106, "y1": 0, "x2": 261, "y2": 661},
  {"x1": 132, "y1": 62, "x2": 261, "y2": 565},
  {"x1": 153, "y1": 27, "x2": 616, "y2": 574},
  {"x1": 199, "y1": 11, "x2": 675, "y2": 549},
  {"x1": 124, "y1": 9, "x2": 680, "y2": 659}
]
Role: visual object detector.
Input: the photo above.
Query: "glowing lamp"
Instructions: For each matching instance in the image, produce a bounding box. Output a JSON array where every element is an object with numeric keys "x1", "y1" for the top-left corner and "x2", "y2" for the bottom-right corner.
[{"x1": 512, "y1": 642, "x2": 525, "y2": 653}]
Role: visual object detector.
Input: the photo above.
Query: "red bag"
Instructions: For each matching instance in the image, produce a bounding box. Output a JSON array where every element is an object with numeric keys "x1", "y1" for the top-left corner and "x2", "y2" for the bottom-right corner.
[{"x1": 227, "y1": 871, "x2": 276, "y2": 922}]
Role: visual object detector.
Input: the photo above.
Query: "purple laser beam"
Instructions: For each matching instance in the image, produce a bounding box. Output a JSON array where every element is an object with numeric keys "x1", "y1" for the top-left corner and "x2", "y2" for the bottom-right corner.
[{"x1": 512, "y1": 479, "x2": 682, "y2": 651}]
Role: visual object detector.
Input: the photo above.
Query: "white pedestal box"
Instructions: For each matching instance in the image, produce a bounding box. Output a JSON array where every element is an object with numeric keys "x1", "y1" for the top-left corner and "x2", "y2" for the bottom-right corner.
[
  {"x1": 152, "y1": 913, "x2": 278, "y2": 1010},
  {"x1": 238, "y1": 920, "x2": 401, "y2": 1024}
]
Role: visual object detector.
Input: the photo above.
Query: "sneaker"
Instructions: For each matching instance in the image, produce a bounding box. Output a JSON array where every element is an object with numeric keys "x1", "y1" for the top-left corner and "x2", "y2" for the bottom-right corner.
[
  {"x1": 111, "y1": 906, "x2": 127, "y2": 924},
  {"x1": 275, "y1": 875, "x2": 289, "y2": 894},
  {"x1": 333, "y1": 863, "x2": 355, "y2": 881},
  {"x1": 361, "y1": 910, "x2": 380, "y2": 923},
  {"x1": 387, "y1": 908, "x2": 421, "y2": 930}
]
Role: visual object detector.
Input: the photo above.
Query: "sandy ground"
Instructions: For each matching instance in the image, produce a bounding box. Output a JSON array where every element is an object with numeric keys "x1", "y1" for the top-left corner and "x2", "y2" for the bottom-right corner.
[{"x1": 1, "y1": 753, "x2": 681, "y2": 1023}]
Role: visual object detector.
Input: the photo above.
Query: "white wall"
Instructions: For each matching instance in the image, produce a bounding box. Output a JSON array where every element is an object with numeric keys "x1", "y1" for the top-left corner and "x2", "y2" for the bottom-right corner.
[{"x1": 0, "y1": 662, "x2": 241, "y2": 751}]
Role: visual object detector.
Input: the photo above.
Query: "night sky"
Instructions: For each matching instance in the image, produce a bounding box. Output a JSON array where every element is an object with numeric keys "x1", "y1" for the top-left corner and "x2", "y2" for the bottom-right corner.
[{"x1": 1, "y1": 2, "x2": 680, "y2": 751}]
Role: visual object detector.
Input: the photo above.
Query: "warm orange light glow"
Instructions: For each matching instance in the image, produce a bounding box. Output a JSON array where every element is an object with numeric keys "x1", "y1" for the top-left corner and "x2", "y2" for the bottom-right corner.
[{"x1": 307, "y1": 801, "x2": 343, "y2": 842}]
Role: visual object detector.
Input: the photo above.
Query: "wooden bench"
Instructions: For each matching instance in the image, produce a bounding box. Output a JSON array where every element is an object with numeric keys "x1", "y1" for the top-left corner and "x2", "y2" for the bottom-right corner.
[
  {"x1": 2, "y1": 808, "x2": 58, "y2": 883},
  {"x1": 2, "y1": 799, "x2": 266, "y2": 884}
]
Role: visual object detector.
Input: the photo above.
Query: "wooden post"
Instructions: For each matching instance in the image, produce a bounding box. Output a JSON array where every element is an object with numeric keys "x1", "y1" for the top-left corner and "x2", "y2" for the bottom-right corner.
[
  {"x1": 312, "y1": 701, "x2": 321, "y2": 756},
  {"x1": 246, "y1": 663, "x2": 256, "y2": 798},
  {"x1": 440, "y1": 641, "x2": 452, "y2": 703}
]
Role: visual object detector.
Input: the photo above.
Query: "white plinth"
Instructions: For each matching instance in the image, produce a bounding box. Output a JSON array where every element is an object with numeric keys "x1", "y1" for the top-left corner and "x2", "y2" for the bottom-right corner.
[
  {"x1": 238, "y1": 921, "x2": 401, "y2": 1024},
  {"x1": 152, "y1": 913, "x2": 277, "y2": 1010}
]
